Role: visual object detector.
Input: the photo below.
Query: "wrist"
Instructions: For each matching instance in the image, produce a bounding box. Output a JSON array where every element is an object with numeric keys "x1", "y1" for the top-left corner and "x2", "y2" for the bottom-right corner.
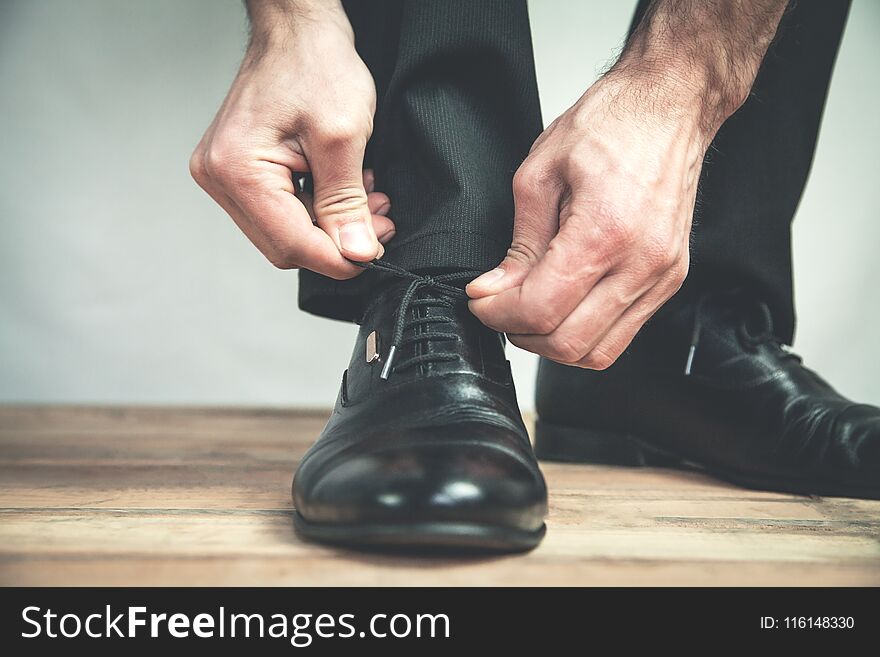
[
  {"x1": 615, "y1": 45, "x2": 750, "y2": 131},
  {"x1": 246, "y1": 0, "x2": 352, "y2": 49},
  {"x1": 609, "y1": 0, "x2": 787, "y2": 142},
  {"x1": 597, "y1": 66, "x2": 722, "y2": 153}
]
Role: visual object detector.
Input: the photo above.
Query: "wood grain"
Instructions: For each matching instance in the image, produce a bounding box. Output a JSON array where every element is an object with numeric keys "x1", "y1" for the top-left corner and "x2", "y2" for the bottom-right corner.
[{"x1": 1, "y1": 405, "x2": 878, "y2": 586}]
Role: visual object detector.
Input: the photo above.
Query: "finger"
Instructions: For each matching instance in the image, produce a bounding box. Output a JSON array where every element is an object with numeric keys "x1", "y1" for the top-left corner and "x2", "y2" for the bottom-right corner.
[
  {"x1": 363, "y1": 168, "x2": 375, "y2": 193},
  {"x1": 300, "y1": 187, "x2": 394, "y2": 244},
  {"x1": 469, "y1": 232, "x2": 603, "y2": 336},
  {"x1": 294, "y1": 186, "x2": 390, "y2": 220},
  {"x1": 218, "y1": 160, "x2": 365, "y2": 278},
  {"x1": 367, "y1": 191, "x2": 390, "y2": 216},
  {"x1": 211, "y1": 188, "x2": 359, "y2": 270},
  {"x1": 506, "y1": 273, "x2": 651, "y2": 363},
  {"x1": 373, "y1": 214, "x2": 395, "y2": 244},
  {"x1": 574, "y1": 283, "x2": 671, "y2": 370},
  {"x1": 467, "y1": 162, "x2": 561, "y2": 299},
  {"x1": 192, "y1": 154, "x2": 301, "y2": 267},
  {"x1": 196, "y1": 173, "x2": 292, "y2": 266},
  {"x1": 307, "y1": 136, "x2": 380, "y2": 262},
  {"x1": 469, "y1": 193, "x2": 627, "y2": 334}
]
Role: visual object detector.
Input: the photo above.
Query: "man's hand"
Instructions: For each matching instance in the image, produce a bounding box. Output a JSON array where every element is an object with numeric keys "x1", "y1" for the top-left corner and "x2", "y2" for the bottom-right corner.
[
  {"x1": 468, "y1": 0, "x2": 787, "y2": 368},
  {"x1": 468, "y1": 75, "x2": 705, "y2": 369},
  {"x1": 190, "y1": 0, "x2": 394, "y2": 279}
]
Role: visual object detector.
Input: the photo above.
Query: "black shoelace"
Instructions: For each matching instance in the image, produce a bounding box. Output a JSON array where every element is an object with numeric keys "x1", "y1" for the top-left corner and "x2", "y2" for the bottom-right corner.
[
  {"x1": 685, "y1": 289, "x2": 799, "y2": 375},
  {"x1": 350, "y1": 259, "x2": 484, "y2": 380}
]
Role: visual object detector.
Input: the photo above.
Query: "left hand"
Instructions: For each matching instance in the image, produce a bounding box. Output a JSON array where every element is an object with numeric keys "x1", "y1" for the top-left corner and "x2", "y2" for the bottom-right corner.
[{"x1": 466, "y1": 73, "x2": 714, "y2": 369}]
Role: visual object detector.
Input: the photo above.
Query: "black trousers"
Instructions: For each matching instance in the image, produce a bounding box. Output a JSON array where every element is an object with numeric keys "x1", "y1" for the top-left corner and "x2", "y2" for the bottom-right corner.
[{"x1": 299, "y1": 0, "x2": 850, "y2": 345}]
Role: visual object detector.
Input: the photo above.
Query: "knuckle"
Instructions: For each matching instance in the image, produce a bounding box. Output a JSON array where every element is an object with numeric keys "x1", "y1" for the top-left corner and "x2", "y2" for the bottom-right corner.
[
  {"x1": 312, "y1": 116, "x2": 368, "y2": 147},
  {"x1": 189, "y1": 149, "x2": 208, "y2": 186},
  {"x1": 598, "y1": 215, "x2": 635, "y2": 248},
  {"x1": 582, "y1": 347, "x2": 617, "y2": 371},
  {"x1": 561, "y1": 149, "x2": 592, "y2": 179},
  {"x1": 264, "y1": 241, "x2": 302, "y2": 270},
  {"x1": 669, "y1": 257, "x2": 689, "y2": 287},
  {"x1": 511, "y1": 167, "x2": 528, "y2": 197},
  {"x1": 547, "y1": 335, "x2": 588, "y2": 364},
  {"x1": 266, "y1": 250, "x2": 298, "y2": 270},
  {"x1": 203, "y1": 141, "x2": 244, "y2": 183},
  {"x1": 608, "y1": 285, "x2": 639, "y2": 310},
  {"x1": 522, "y1": 313, "x2": 559, "y2": 335},
  {"x1": 513, "y1": 159, "x2": 556, "y2": 202},
  {"x1": 505, "y1": 242, "x2": 541, "y2": 268},
  {"x1": 644, "y1": 239, "x2": 679, "y2": 274},
  {"x1": 662, "y1": 250, "x2": 680, "y2": 271},
  {"x1": 313, "y1": 187, "x2": 368, "y2": 223},
  {"x1": 512, "y1": 162, "x2": 539, "y2": 199},
  {"x1": 581, "y1": 202, "x2": 634, "y2": 256}
]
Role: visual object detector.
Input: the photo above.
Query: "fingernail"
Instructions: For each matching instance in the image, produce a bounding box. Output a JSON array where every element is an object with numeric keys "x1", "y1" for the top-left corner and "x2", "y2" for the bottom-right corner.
[
  {"x1": 471, "y1": 267, "x2": 505, "y2": 288},
  {"x1": 338, "y1": 222, "x2": 376, "y2": 257},
  {"x1": 375, "y1": 202, "x2": 391, "y2": 216}
]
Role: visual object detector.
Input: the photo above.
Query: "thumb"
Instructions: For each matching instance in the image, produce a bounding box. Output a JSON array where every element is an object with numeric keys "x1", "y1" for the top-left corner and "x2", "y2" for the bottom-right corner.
[
  {"x1": 467, "y1": 166, "x2": 560, "y2": 298},
  {"x1": 308, "y1": 137, "x2": 380, "y2": 262}
]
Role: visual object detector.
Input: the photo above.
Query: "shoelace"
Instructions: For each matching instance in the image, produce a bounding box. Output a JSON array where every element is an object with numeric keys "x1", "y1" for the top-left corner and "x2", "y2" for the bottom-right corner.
[
  {"x1": 685, "y1": 289, "x2": 798, "y2": 375},
  {"x1": 349, "y1": 259, "x2": 484, "y2": 380}
]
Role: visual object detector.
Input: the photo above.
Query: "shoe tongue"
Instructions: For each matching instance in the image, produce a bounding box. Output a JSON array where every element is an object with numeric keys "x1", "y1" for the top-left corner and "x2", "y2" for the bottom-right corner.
[
  {"x1": 655, "y1": 290, "x2": 764, "y2": 332},
  {"x1": 367, "y1": 266, "x2": 471, "y2": 301},
  {"x1": 739, "y1": 300, "x2": 775, "y2": 340},
  {"x1": 360, "y1": 272, "x2": 470, "y2": 379},
  {"x1": 634, "y1": 290, "x2": 780, "y2": 375},
  {"x1": 347, "y1": 259, "x2": 508, "y2": 382},
  {"x1": 368, "y1": 275, "x2": 463, "y2": 317}
]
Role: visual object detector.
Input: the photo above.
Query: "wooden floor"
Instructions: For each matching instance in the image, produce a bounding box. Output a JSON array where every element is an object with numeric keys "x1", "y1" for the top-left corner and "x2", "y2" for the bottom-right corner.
[{"x1": 0, "y1": 406, "x2": 878, "y2": 586}]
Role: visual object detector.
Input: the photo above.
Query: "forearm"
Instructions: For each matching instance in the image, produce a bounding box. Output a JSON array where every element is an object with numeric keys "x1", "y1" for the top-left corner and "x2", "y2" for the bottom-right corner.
[{"x1": 609, "y1": 0, "x2": 789, "y2": 139}]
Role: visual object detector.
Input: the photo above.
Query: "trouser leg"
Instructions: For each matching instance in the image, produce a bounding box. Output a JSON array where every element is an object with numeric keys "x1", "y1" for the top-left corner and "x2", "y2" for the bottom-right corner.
[
  {"x1": 299, "y1": 0, "x2": 543, "y2": 322},
  {"x1": 626, "y1": 0, "x2": 850, "y2": 342}
]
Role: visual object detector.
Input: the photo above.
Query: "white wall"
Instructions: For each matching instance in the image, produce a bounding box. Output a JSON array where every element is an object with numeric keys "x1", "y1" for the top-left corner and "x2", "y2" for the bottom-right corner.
[{"x1": 1, "y1": 0, "x2": 878, "y2": 409}]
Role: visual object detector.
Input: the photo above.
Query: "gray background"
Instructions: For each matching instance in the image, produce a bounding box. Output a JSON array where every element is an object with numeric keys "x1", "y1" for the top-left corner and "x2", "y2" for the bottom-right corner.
[{"x1": 1, "y1": 0, "x2": 878, "y2": 410}]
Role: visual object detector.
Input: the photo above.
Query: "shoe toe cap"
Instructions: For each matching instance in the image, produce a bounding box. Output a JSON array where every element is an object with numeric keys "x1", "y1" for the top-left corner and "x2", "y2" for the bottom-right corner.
[
  {"x1": 293, "y1": 423, "x2": 547, "y2": 531},
  {"x1": 832, "y1": 404, "x2": 880, "y2": 472}
]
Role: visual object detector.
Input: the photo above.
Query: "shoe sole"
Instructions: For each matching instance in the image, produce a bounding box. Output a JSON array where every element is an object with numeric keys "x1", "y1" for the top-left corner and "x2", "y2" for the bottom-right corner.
[
  {"x1": 293, "y1": 512, "x2": 546, "y2": 554},
  {"x1": 534, "y1": 418, "x2": 880, "y2": 500}
]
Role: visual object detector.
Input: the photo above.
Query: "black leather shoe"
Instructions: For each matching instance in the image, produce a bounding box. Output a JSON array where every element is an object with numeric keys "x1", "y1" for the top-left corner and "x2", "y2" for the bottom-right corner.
[
  {"x1": 535, "y1": 289, "x2": 880, "y2": 499},
  {"x1": 293, "y1": 262, "x2": 548, "y2": 552}
]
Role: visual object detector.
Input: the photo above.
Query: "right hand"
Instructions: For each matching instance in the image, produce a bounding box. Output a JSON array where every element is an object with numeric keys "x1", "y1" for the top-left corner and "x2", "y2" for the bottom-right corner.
[{"x1": 190, "y1": 1, "x2": 394, "y2": 279}]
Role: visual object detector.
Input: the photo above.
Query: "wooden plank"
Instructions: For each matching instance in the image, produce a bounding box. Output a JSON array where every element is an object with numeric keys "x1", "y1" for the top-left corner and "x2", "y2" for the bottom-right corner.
[
  {"x1": 0, "y1": 461, "x2": 843, "y2": 506},
  {"x1": 1, "y1": 508, "x2": 877, "y2": 561},
  {"x1": 0, "y1": 405, "x2": 878, "y2": 586},
  {"x1": 2, "y1": 556, "x2": 877, "y2": 587}
]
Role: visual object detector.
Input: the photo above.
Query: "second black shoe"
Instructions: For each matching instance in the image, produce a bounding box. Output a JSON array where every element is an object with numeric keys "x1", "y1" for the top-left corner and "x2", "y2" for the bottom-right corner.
[
  {"x1": 293, "y1": 262, "x2": 548, "y2": 552},
  {"x1": 535, "y1": 289, "x2": 880, "y2": 499}
]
